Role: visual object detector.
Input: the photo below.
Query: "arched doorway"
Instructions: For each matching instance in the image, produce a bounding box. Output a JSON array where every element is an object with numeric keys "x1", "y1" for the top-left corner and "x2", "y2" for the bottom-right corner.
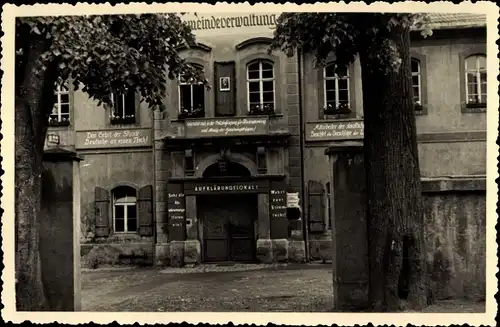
[{"x1": 197, "y1": 160, "x2": 257, "y2": 262}]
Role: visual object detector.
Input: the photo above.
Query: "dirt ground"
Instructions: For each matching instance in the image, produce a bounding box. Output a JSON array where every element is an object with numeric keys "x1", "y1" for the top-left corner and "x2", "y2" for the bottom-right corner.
[{"x1": 81, "y1": 265, "x2": 485, "y2": 312}]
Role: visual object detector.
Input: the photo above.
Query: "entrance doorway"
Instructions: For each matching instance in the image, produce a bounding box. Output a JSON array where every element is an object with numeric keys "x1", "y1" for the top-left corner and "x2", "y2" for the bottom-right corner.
[{"x1": 198, "y1": 193, "x2": 257, "y2": 262}]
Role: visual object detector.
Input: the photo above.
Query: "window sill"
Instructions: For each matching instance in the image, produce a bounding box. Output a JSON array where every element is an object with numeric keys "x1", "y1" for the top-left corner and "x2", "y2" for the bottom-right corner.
[
  {"x1": 462, "y1": 103, "x2": 486, "y2": 113},
  {"x1": 248, "y1": 110, "x2": 278, "y2": 116},
  {"x1": 48, "y1": 120, "x2": 71, "y2": 127},
  {"x1": 178, "y1": 112, "x2": 206, "y2": 120}
]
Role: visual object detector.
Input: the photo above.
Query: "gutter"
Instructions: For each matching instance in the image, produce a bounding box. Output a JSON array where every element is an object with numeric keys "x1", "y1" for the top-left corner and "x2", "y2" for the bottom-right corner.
[{"x1": 297, "y1": 48, "x2": 310, "y2": 262}]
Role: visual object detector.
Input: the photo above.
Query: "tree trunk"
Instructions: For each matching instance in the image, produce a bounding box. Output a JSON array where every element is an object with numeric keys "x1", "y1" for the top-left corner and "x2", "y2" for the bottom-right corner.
[
  {"x1": 359, "y1": 26, "x2": 427, "y2": 311},
  {"x1": 15, "y1": 30, "x2": 56, "y2": 311}
]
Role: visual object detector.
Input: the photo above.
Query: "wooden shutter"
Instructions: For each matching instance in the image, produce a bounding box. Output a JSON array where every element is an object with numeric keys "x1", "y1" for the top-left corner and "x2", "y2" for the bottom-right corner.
[
  {"x1": 215, "y1": 61, "x2": 236, "y2": 116},
  {"x1": 308, "y1": 180, "x2": 326, "y2": 233},
  {"x1": 95, "y1": 186, "x2": 110, "y2": 237},
  {"x1": 137, "y1": 185, "x2": 153, "y2": 236}
]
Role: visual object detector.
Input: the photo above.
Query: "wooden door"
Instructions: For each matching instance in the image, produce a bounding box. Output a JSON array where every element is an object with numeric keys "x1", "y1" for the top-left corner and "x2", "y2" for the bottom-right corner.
[{"x1": 200, "y1": 194, "x2": 256, "y2": 262}]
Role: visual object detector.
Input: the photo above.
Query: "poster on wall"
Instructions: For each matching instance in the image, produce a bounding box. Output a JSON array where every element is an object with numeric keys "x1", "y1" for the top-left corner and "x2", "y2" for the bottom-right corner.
[
  {"x1": 167, "y1": 183, "x2": 186, "y2": 241},
  {"x1": 219, "y1": 77, "x2": 231, "y2": 91}
]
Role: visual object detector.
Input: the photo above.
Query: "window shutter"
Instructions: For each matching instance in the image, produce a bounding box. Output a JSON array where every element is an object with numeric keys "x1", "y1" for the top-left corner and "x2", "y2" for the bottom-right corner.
[
  {"x1": 94, "y1": 186, "x2": 110, "y2": 237},
  {"x1": 137, "y1": 185, "x2": 153, "y2": 236},
  {"x1": 308, "y1": 180, "x2": 326, "y2": 233}
]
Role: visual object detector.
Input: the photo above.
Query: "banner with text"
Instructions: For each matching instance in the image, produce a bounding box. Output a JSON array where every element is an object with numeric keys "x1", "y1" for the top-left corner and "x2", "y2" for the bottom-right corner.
[
  {"x1": 305, "y1": 121, "x2": 364, "y2": 142},
  {"x1": 76, "y1": 129, "x2": 151, "y2": 149},
  {"x1": 185, "y1": 117, "x2": 269, "y2": 138}
]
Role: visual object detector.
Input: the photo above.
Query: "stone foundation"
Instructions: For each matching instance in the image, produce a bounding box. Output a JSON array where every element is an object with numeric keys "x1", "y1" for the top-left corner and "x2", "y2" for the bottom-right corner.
[{"x1": 153, "y1": 239, "x2": 306, "y2": 267}]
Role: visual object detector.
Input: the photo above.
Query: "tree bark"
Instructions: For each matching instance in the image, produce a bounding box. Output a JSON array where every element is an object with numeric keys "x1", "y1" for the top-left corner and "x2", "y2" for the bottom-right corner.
[
  {"x1": 359, "y1": 26, "x2": 427, "y2": 311},
  {"x1": 15, "y1": 30, "x2": 56, "y2": 311}
]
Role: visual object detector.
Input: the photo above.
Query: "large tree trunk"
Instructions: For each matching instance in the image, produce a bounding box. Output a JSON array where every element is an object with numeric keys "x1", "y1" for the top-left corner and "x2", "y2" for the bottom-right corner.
[
  {"x1": 15, "y1": 27, "x2": 56, "y2": 310},
  {"x1": 359, "y1": 25, "x2": 427, "y2": 311}
]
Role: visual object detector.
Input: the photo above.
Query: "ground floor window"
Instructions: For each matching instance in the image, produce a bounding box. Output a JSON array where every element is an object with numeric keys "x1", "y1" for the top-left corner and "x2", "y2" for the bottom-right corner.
[{"x1": 112, "y1": 186, "x2": 137, "y2": 233}]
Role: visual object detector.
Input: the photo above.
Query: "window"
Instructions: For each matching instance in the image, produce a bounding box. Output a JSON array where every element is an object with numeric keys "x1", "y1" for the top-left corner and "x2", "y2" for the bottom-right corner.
[
  {"x1": 324, "y1": 64, "x2": 350, "y2": 114},
  {"x1": 112, "y1": 187, "x2": 137, "y2": 233},
  {"x1": 465, "y1": 54, "x2": 487, "y2": 106},
  {"x1": 49, "y1": 79, "x2": 70, "y2": 126},
  {"x1": 411, "y1": 58, "x2": 422, "y2": 110},
  {"x1": 179, "y1": 65, "x2": 205, "y2": 119},
  {"x1": 247, "y1": 60, "x2": 275, "y2": 115},
  {"x1": 110, "y1": 89, "x2": 136, "y2": 124}
]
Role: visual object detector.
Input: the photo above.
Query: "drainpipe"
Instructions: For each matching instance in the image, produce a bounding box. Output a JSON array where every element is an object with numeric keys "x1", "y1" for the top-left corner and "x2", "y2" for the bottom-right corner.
[{"x1": 297, "y1": 48, "x2": 310, "y2": 262}]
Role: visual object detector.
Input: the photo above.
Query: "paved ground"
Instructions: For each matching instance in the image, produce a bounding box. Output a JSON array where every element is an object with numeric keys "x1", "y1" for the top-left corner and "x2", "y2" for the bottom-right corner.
[{"x1": 81, "y1": 264, "x2": 485, "y2": 312}]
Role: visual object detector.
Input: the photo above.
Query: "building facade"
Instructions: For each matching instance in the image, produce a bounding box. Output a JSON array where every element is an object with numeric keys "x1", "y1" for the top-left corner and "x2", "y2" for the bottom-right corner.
[{"x1": 43, "y1": 13, "x2": 487, "y2": 268}]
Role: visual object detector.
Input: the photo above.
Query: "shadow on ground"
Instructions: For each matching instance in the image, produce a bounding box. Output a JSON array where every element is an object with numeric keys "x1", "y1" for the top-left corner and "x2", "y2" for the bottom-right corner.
[{"x1": 81, "y1": 265, "x2": 485, "y2": 312}]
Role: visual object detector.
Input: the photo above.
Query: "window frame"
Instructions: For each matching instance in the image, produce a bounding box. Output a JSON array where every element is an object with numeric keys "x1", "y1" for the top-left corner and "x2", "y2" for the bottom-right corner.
[
  {"x1": 464, "y1": 54, "x2": 487, "y2": 107},
  {"x1": 317, "y1": 61, "x2": 356, "y2": 120},
  {"x1": 409, "y1": 52, "x2": 428, "y2": 115},
  {"x1": 323, "y1": 64, "x2": 351, "y2": 114},
  {"x1": 178, "y1": 64, "x2": 206, "y2": 119},
  {"x1": 459, "y1": 46, "x2": 487, "y2": 113},
  {"x1": 109, "y1": 88, "x2": 137, "y2": 125},
  {"x1": 246, "y1": 59, "x2": 276, "y2": 115},
  {"x1": 49, "y1": 79, "x2": 71, "y2": 126},
  {"x1": 112, "y1": 188, "x2": 138, "y2": 234}
]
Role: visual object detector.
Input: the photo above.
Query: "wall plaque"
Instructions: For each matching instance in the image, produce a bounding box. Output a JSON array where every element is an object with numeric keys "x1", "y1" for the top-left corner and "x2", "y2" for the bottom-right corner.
[
  {"x1": 305, "y1": 121, "x2": 364, "y2": 142},
  {"x1": 76, "y1": 128, "x2": 151, "y2": 149},
  {"x1": 184, "y1": 117, "x2": 269, "y2": 138},
  {"x1": 167, "y1": 183, "x2": 186, "y2": 241},
  {"x1": 185, "y1": 180, "x2": 268, "y2": 195},
  {"x1": 269, "y1": 180, "x2": 288, "y2": 239}
]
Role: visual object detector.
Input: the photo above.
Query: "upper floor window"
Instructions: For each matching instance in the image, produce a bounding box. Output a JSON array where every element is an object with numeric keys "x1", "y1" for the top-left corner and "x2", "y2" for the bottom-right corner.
[
  {"x1": 49, "y1": 79, "x2": 70, "y2": 126},
  {"x1": 110, "y1": 89, "x2": 136, "y2": 124},
  {"x1": 112, "y1": 186, "x2": 137, "y2": 233},
  {"x1": 465, "y1": 54, "x2": 487, "y2": 106},
  {"x1": 411, "y1": 58, "x2": 423, "y2": 111},
  {"x1": 247, "y1": 60, "x2": 275, "y2": 115},
  {"x1": 179, "y1": 64, "x2": 205, "y2": 119},
  {"x1": 324, "y1": 64, "x2": 350, "y2": 115}
]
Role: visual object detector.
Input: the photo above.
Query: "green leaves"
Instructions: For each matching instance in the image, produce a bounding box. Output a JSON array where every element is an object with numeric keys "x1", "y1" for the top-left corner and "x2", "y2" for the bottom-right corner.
[
  {"x1": 270, "y1": 13, "x2": 428, "y2": 75},
  {"x1": 17, "y1": 13, "x2": 206, "y2": 110}
]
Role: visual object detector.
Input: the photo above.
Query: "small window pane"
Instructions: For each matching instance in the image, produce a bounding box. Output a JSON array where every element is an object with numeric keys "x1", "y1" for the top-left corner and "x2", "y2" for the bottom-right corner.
[
  {"x1": 325, "y1": 65, "x2": 336, "y2": 78},
  {"x1": 248, "y1": 82, "x2": 260, "y2": 92},
  {"x1": 466, "y1": 73, "x2": 477, "y2": 84},
  {"x1": 180, "y1": 85, "x2": 192, "y2": 110},
  {"x1": 115, "y1": 218, "x2": 125, "y2": 232},
  {"x1": 262, "y1": 91, "x2": 274, "y2": 102},
  {"x1": 467, "y1": 83, "x2": 478, "y2": 95},
  {"x1": 249, "y1": 92, "x2": 260, "y2": 103},
  {"x1": 338, "y1": 89, "x2": 349, "y2": 102},
  {"x1": 480, "y1": 72, "x2": 487, "y2": 84},
  {"x1": 412, "y1": 75, "x2": 420, "y2": 87},
  {"x1": 262, "y1": 69, "x2": 274, "y2": 79},
  {"x1": 477, "y1": 56, "x2": 486, "y2": 70},
  {"x1": 127, "y1": 205, "x2": 137, "y2": 219},
  {"x1": 465, "y1": 56, "x2": 477, "y2": 70},
  {"x1": 325, "y1": 80, "x2": 336, "y2": 91},
  {"x1": 326, "y1": 90, "x2": 336, "y2": 103},
  {"x1": 261, "y1": 62, "x2": 273, "y2": 70},
  {"x1": 248, "y1": 62, "x2": 260, "y2": 71},
  {"x1": 262, "y1": 81, "x2": 274, "y2": 92},
  {"x1": 411, "y1": 59, "x2": 420, "y2": 73},
  {"x1": 60, "y1": 104, "x2": 70, "y2": 115},
  {"x1": 115, "y1": 205, "x2": 125, "y2": 219},
  {"x1": 61, "y1": 94, "x2": 70, "y2": 104},
  {"x1": 338, "y1": 79, "x2": 348, "y2": 90},
  {"x1": 247, "y1": 70, "x2": 260, "y2": 80},
  {"x1": 127, "y1": 217, "x2": 137, "y2": 232},
  {"x1": 480, "y1": 94, "x2": 487, "y2": 104},
  {"x1": 192, "y1": 85, "x2": 205, "y2": 109}
]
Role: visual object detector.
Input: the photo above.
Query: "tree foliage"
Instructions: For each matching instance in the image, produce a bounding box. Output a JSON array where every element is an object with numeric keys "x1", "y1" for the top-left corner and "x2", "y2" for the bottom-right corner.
[
  {"x1": 16, "y1": 14, "x2": 206, "y2": 109},
  {"x1": 14, "y1": 13, "x2": 206, "y2": 311},
  {"x1": 269, "y1": 13, "x2": 431, "y2": 73}
]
